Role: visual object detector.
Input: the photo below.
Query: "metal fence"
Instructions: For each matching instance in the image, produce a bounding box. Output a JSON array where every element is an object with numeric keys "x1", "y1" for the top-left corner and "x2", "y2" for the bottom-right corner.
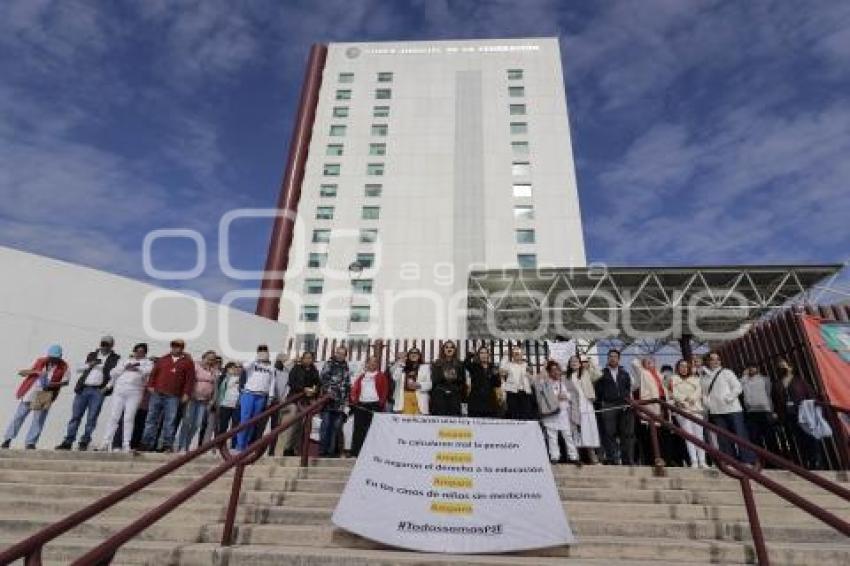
[
  {"x1": 280, "y1": 337, "x2": 557, "y2": 373},
  {"x1": 715, "y1": 304, "x2": 850, "y2": 470}
]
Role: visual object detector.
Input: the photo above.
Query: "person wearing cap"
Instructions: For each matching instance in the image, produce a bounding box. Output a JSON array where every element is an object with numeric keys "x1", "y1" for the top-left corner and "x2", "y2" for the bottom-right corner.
[
  {"x1": 3, "y1": 345, "x2": 70, "y2": 449},
  {"x1": 96, "y1": 343, "x2": 153, "y2": 452},
  {"x1": 141, "y1": 339, "x2": 195, "y2": 453},
  {"x1": 56, "y1": 336, "x2": 121, "y2": 451},
  {"x1": 236, "y1": 345, "x2": 278, "y2": 451}
]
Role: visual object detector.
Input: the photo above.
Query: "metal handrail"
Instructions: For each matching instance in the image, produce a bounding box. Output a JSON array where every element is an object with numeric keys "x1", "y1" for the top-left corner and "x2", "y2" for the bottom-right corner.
[
  {"x1": 648, "y1": 398, "x2": 850, "y2": 499},
  {"x1": 629, "y1": 398, "x2": 850, "y2": 565},
  {"x1": 0, "y1": 392, "x2": 318, "y2": 566},
  {"x1": 71, "y1": 394, "x2": 331, "y2": 565}
]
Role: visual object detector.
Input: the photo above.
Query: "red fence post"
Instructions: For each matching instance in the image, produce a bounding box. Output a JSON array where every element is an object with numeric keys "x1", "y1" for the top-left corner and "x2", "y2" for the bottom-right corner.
[
  {"x1": 221, "y1": 463, "x2": 246, "y2": 546},
  {"x1": 739, "y1": 477, "x2": 769, "y2": 565}
]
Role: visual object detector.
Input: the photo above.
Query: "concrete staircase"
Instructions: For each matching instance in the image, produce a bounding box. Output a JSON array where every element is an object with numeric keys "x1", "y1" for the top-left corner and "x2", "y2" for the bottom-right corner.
[{"x1": 1, "y1": 449, "x2": 849, "y2": 565}]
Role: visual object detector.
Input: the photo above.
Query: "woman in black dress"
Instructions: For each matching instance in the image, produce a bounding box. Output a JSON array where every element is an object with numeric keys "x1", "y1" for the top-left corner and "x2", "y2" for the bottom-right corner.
[
  {"x1": 429, "y1": 341, "x2": 465, "y2": 416},
  {"x1": 464, "y1": 347, "x2": 502, "y2": 418}
]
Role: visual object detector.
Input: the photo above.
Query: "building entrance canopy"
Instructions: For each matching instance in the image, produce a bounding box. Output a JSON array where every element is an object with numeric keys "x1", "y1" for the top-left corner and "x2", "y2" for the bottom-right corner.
[{"x1": 467, "y1": 264, "x2": 843, "y2": 343}]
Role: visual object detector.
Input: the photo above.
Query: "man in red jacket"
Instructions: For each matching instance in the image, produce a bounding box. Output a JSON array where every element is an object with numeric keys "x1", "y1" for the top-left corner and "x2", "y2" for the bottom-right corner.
[
  {"x1": 140, "y1": 339, "x2": 195, "y2": 452},
  {"x1": 2, "y1": 345, "x2": 69, "y2": 449}
]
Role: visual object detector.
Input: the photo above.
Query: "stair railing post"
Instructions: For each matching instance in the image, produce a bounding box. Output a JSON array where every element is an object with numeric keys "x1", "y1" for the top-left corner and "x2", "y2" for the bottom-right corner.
[
  {"x1": 221, "y1": 462, "x2": 246, "y2": 546},
  {"x1": 24, "y1": 547, "x2": 41, "y2": 566},
  {"x1": 739, "y1": 476, "x2": 769, "y2": 565},
  {"x1": 300, "y1": 409, "x2": 313, "y2": 468},
  {"x1": 648, "y1": 418, "x2": 666, "y2": 477}
]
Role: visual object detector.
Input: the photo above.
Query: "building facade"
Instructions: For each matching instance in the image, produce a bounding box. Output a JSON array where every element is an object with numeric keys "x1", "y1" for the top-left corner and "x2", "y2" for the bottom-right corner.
[{"x1": 272, "y1": 38, "x2": 586, "y2": 341}]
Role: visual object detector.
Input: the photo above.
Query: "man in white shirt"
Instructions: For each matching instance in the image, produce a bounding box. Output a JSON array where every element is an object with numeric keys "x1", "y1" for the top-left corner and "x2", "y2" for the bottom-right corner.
[{"x1": 236, "y1": 345, "x2": 277, "y2": 451}]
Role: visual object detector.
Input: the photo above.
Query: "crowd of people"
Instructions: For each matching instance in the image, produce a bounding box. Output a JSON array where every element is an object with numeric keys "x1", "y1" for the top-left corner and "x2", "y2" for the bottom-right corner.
[{"x1": 1, "y1": 337, "x2": 831, "y2": 471}]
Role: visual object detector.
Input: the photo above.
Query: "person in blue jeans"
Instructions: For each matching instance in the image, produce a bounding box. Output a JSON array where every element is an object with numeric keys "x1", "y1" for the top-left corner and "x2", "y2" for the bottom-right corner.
[
  {"x1": 3, "y1": 345, "x2": 70, "y2": 449},
  {"x1": 56, "y1": 336, "x2": 120, "y2": 451},
  {"x1": 236, "y1": 345, "x2": 277, "y2": 451},
  {"x1": 141, "y1": 340, "x2": 195, "y2": 453},
  {"x1": 319, "y1": 347, "x2": 351, "y2": 457},
  {"x1": 701, "y1": 352, "x2": 756, "y2": 465}
]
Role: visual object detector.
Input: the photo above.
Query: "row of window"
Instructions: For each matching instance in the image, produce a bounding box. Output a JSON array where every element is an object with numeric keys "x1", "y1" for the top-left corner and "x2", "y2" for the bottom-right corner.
[
  {"x1": 339, "y1": 69, "x2": 521, "y2": 84},
  {"x1": 336, "y1": 87, "x2": 522, "y2": 104},
  {"x1": 311, "y1": 215, "x2": 534, "y2": 244},
  {"x1": 329, "y1": 123, "x2": 388, "y2": 136},
  {"x1": 323, "y1": 163, "x2": 385, "y2": 176},
  {"x1": 301, "y1": 304, "x2": 371, "y2": 323},
  {"x1": 332, "y1": 106, "x2": 390, "y2": 118},
  {"x1": 338, "y1": 71, "x2": 393, "y2": 83},
  {"x1": 319, "y1": 183, "x2": 383, "y2": 198},
  {"x1": 308, "y1": 252, "x2": 373, "y2": 269},
  {"x1": 314, "y1": 207, "x2": 381, "y2": 222},
  {"x1": 326, "y1": 143, "x2": 386, "y2": 157},
  {"x1": 304, "y1": 278, "x2": 373, "y2": 295},
  {"x1": 335, "y1": 89, "x2": 391, "y2": 100},
  {"x1": 341, "y1": 69, "x2": 521, "y2": 83}
]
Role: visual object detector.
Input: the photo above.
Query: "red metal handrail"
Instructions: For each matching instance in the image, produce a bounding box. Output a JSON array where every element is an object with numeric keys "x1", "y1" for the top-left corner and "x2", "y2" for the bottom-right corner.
[
  {"x1": 629, "y1": 398, "x2": 850, "y2": 565},
  {"x1": 70, "y1": 394, "x2": 331, "y2": 565},
  {"x1": 0, "y1": 392, "x2": 329, "y2": 566}
]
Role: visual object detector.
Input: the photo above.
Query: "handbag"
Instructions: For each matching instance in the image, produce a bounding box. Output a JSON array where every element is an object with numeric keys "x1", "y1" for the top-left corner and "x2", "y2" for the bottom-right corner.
[
  {"x1": 535, "y1": 381, "x2": 561, "y2": 418},
  {"x1": 30, "y1": 390, "x2": 54, "y2": 411}
]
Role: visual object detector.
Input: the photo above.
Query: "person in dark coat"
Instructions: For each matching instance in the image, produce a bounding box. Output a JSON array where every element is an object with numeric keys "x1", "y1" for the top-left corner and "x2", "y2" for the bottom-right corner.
[
  {"x1": 281, "y1": 351, "x2": 321, "y2": 456},
  {"x1": 772, "y1": 360, "x2": 823, "y2": 469},
  {"x1": 593, "y1": 349, "x2": 636, "y2": 465},
  {"x1": 463, "y1": 347, "x2": 502, "y2": 418},
  {"x1": 429, "y1": 341, "x2": 465, "y2": 416}
]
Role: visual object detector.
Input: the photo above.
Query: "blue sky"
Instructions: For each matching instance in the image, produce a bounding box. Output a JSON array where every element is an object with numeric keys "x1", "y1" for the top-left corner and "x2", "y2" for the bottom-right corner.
[{"x1": 1, "y1": 0, "x2": 848, "y2": 310}]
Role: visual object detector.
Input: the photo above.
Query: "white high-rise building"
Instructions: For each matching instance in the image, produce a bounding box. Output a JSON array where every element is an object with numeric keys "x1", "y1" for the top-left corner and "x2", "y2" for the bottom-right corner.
[{"x1": 264, "y1": 38, "x2": 585, "y2": 342}]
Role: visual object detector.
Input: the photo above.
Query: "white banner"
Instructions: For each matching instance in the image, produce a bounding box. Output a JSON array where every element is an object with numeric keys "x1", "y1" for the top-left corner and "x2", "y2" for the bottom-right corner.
[
  {"x1": 547, "y1": 340, "x2": 577, "y2": 369},
  {"x1": 332, "y1": 414, "x2": 575, "y2": 553}
]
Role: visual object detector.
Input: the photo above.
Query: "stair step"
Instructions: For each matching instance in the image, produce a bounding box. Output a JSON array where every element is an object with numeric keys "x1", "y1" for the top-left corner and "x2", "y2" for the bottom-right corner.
[
  {"x1": 0, "y1": 535, "x2": 181, "y2": 565},
  {"x1": 246, "y1": 500, "x2": 850, "y2": 525},
  {"x1": 203, "y1": 515, "x2": 846, "y2": 545},
  {"x1": 173, "y1": 542, "x2": 716, "y2": 566},
  {"x1": 195, "y1": 524, "x2": 850, "y2": 564},
  {"x1": 0, "y1": 517, "x2": 203, "y2": 544}
]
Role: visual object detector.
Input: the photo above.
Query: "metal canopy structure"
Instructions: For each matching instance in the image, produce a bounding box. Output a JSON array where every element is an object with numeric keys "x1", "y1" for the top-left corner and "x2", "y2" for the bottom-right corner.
[{"x1": 467, "y1": 264, "x2": 843, "y2": 343}]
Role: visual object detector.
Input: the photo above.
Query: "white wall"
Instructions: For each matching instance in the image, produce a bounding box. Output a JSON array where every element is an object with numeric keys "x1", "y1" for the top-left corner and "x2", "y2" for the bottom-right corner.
[{"x1": 0, "y1": 246, "x2": 288, "y2": 447}]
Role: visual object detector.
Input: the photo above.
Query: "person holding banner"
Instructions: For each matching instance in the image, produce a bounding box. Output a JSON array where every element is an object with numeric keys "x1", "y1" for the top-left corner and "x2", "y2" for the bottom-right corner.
[
  {"x1": 391, "y1": 348, "x2": 431, "y2": 415},
  {"x1": 429, "y1": 341, "x2": 466, "y2": 416},
  {"x1": 500, "y1": 346, "x2": 536, "y2": 420},
  {"x1": 536, "y1": 360, "x2": 580, "y2": 464},
  {"x1": 463, "y1": 347, "x2": 503, "y2": 418},
  {"x1": 349, "y1": 355, "x2": 390, "y2": 456}
]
